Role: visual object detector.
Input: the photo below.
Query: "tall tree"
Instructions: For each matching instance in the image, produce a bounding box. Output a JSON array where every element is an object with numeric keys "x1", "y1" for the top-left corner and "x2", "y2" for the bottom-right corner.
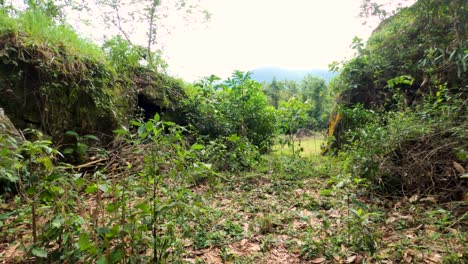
[
  {"x1": 360, "y1": 0, "x2": 416, "y2": 24},
  {"x1": 283, "y1": 80, "x2": 299, "y2": 98},
  {"x1": 265, "y1": 77, "x2": 282, "y2": 109},
  {"x1": 92, "y1": 0, "x2": 209, "y2": 69},
  {"x1": 299, "y1": 75, "x2": 330, "y2": 129}
]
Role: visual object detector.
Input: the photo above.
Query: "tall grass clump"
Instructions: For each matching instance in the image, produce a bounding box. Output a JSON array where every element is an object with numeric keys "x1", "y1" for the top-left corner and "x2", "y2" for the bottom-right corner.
[{"x1": 0, "y1": 8, "x2": 104, "y2": 63}]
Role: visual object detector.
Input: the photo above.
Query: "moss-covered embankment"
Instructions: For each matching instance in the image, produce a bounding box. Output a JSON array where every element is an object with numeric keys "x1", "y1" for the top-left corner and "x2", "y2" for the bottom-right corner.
[{"x1": 0, "y1": 9, "x2": 188, "y2": 145}]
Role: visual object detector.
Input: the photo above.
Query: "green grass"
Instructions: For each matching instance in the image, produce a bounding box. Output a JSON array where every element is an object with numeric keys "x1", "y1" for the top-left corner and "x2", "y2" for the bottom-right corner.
[
  {"x1": 0, "y1": 8, "x2": 104, "y2": 63},
  {"x1": 273, "y1": 135, "x2": 325, "y2": 157}
]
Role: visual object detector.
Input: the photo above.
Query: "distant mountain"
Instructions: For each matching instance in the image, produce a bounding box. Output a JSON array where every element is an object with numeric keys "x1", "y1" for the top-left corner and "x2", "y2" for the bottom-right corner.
[{"x1": 250, "y1": 67, "x2": 336, "y2": 83}]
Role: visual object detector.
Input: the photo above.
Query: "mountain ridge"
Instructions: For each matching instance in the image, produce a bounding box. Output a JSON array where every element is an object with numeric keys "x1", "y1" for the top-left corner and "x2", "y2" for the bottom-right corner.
[{"x1": 250, "y1": 66, "x2": 336, "y2": 83}]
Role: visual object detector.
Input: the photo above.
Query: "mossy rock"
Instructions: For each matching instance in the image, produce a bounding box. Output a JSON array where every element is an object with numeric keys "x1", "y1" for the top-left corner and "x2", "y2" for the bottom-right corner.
[
  {"x1": 0, "y1": 107, "x2": 20, "y2": 139},
  {"x1": 0, "y1": 32, "x2": 121, "y2": 144},
  {"x1": 135, "y1": 69, "x2": 189, "y2": 124}
]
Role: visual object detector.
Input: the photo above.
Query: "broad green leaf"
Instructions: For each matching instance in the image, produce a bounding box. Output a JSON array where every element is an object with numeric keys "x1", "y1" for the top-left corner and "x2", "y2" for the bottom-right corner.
[
  {"x1": 97, "y1": 255, "x2": 107, "y2": 264},
  {"x1": 109, "y1": 247, "x2": 125, "y2": 264},
  {"x1": 83, "y1": 134, "x2": 99, "y2": 141},
  {"x1": 75, "y1": 178, "x2": 85, "y2": 188},
  {"x1": 31, "y1": 247, "x2": 48, "y2": 258},
  {"x1": 51, "y1": 215, "x2": 65, "y2": 228},
  {"x1": 145, "y1": 121, "x2": 153, "y2": 132},
  {"x1": 319, "y1": 189, "x2": 333, "y2": 196},
  {"x1": 153, "y1": 113, "x2": 160, "y2": 122},
  {"x1": 113, "y1": 129, "x2": 128, "y2": 135},
  {"x1": 135, "y1": 202, "x2": 150, "y2": 213},
  {"x1": 98, "y1": 184, "x2": 109, "y2": 193},
  {"x1": 130, "y1": 120, "x2": 142, "y2": 126},
  {"x1": 65, "y1": 131, "x2": 79, "y2": 138},
  {"x1": 85, "y1": 184, "x2": 98, "y2": 194},
  {"x1": 135, "y1": 187, "x2": 146, "y2": 197},
  {"x1": 76, "y1": 143, "x2": 88, "y2": 155},
  {"x1": 137, "y1": 125, "x2": 146, "y2": 138},
  {"x1": 78, "y1": 233, "x2": 92, "y2": 251},
  {"x1": 190, "y1": 143, "x2": 204, "y2": 150},
  {"x1": 106, "y1": 203, "x2": 118, "y2": 212},
  {"x1": 201, "y1": 163, "x2": 212, "y2": 169},
  {"x1": 163, "y1": 121, "x2": 175, "y2": 126}
]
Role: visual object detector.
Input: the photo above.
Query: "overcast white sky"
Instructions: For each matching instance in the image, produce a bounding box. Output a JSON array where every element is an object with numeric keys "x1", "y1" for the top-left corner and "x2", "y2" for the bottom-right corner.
[
  {"x1": 162, "y1": 0, "x2": 375, "y2": 81},
  {"x1": 11, "y1": 0, "x2": 413, "y2": 81},
  {"x1": 63, "y1": 0, "x2": 414, "y2": 81}
]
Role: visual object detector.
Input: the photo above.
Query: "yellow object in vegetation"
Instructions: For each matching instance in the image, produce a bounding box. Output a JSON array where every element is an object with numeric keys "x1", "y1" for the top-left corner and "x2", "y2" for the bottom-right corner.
[{"x1": 328, "y1": 112, "x2": 342, "y2": 138}]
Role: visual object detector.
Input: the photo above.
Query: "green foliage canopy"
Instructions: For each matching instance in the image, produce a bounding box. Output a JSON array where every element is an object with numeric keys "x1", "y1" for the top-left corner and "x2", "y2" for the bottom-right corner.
[{"x1": 187, "y1": 71, "x2": 276, "y2": 152}]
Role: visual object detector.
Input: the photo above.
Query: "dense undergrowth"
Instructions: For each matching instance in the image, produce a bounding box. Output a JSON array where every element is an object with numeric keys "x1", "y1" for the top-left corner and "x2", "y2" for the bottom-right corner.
[
  {"x1": 0, "y1": 124, "x2": 466, "y2": 263},
  {"x1": 339, "y1": 93, "x2": 467, "y2": 200},
  {"x1": 0, "y1": 0, "x2": 467, "y2": 263},
  {"x1": 0, "y1": 7, "x2": 191, "y2": 147},
  {"x1": 0, "y1": 9, "x2": 117, "y2": 142},
  {"x1": 328, "y1": 0, "x2": 467, "y2": 201}
]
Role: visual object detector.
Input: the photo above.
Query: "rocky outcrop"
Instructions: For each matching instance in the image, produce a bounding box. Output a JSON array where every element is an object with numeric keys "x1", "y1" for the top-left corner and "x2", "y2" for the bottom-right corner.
[
  {"x1": 0, "y1": 33, "x2": 121, "y2": 144},
  {"x1": 0, "y1": 107, "x2": 21, "y2": 139}
]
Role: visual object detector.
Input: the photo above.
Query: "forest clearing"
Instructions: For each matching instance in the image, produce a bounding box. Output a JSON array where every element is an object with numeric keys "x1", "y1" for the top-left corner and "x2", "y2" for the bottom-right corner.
[
  {"x1": 0, "y1": 0, "x2": 466, "y2": 263},
  {"x1": 273, "y1": 135, "x2": 325, "y2": 157}
]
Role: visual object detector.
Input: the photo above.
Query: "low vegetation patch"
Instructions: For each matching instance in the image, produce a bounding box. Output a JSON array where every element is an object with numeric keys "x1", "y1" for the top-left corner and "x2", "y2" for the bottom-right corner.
[
  {"x1": 273, "y1": 134, "x2": 325, "y2": 157},
  {"x1": 1, "y1": 1, "x2": 466, "y2": 263}
]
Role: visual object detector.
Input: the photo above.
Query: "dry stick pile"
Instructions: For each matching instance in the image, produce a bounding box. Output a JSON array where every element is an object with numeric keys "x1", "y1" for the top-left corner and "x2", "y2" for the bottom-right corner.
[
  {"x1": 380, "y1": 128, "x2": 467, "y2": 201},
  {"x1": 72, "y1": 141, "x2": 148, "y2": 178}
]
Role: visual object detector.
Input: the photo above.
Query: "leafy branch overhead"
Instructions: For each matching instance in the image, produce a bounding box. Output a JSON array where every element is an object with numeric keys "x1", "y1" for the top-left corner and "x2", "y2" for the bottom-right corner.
[{"x1": 90, "y1": 0, "x2": 209, "y2": 69}]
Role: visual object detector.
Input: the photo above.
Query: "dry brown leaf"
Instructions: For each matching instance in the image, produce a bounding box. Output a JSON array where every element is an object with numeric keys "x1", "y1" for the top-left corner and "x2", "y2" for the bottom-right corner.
[
  {"x1": 202, "y1": 248, "x2": 222, "y2": 264},
  {"x1": 403, "y1": 250, "x2": 413, "y2": 263},
  {"x1": 409, "y1": 194, "x2": 419, "y2": 203},
  {"x1": 345, "y1": 255, "x2": 357, "y2": 263},
  {"x1": 420, "y1": 196, "x2": 437, "y2": 203},
  {"x1": 424, "y1": 253, "x2": 443, "y2": 263},
  {"x1": 310, "y1": 257, "x2": 326, "y2": 263},
  {"x1": 386, "y1": 216, "x2": 398, "y2": 224},
  {"x1": 309, "y1": 217, "x2": 320, "y2": 226},
  {"x1": 354, "y1": 255, "x2": 364, "y2": 264},
  {"x1": 247, "y1": 242, "x2": 261, "y2": 252},
  {"x1": 299, "y1": 209, "x2": 313, "y2": 218},
  {"x1": 182, "y1": 258, "x2": 196, "y2": 263},
  {"x1": 243, "y1": 222, "x2": 250, "y2": 232},
  {"x1": 405, "y1": 230, "x2": 417, "y2": 239},
  {"x1": 240, "y1": 238, "x2": 248, "y2": 246},
  {"x1": 393, "y1": 213, "x2": 413, "y2": 221},
  {"x1": 228, "y1": 239, "x2": 262, "y2": 256},
  {"x1": 293, "y1": 219, "x2": 306, "y2": 229},
  {"x1": 329, "y1": 211, "x2": 341, "y2": 218},
  {"x1": 453, "y1": 161, "x2": 465, "y2": 174},
  {"x1": 294, "y1": 189, "x2": 305, "y2": 196}
]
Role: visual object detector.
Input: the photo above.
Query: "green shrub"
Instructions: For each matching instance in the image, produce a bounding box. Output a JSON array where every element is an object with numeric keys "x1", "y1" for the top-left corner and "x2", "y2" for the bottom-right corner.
[
  {"x1": 340, "y1": 92, "x2": 467, "y2": 199},
  {"x1": 186, "y1": 71, "x2": 277, "y2": 153},
  {"x1": 196, "y1": 134, "x2": 261, "y2": 172}
]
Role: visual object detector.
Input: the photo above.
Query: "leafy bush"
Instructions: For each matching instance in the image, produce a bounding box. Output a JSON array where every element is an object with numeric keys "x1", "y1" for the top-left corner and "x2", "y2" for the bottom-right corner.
[
  {"x1": 341, "y1": 92, "x2": 467, "y2": 199},
  {"x1": 327, "y1": 0, "x2": 467, "y2": 201},
  {"x1": 0, "y1": 129, "x2": 21, "y2": 193},
  {"x1": 196, "y1": 134, "x2": 261, "y2": 172},
  {"x1": 0, "y1": 115, "x2": 215, "y2": 263},
  {"x1": 187, "y1": 71, "x2": 277, "y2": 153},
  {"x1": 277, "y1": 97, "x2": 311, "y2": 157}
]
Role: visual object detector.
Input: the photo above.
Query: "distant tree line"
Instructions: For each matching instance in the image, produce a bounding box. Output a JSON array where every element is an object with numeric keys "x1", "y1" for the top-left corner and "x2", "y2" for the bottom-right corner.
[{"x1": 262, "y1": 75, "x2": 335, "y2": 130}]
